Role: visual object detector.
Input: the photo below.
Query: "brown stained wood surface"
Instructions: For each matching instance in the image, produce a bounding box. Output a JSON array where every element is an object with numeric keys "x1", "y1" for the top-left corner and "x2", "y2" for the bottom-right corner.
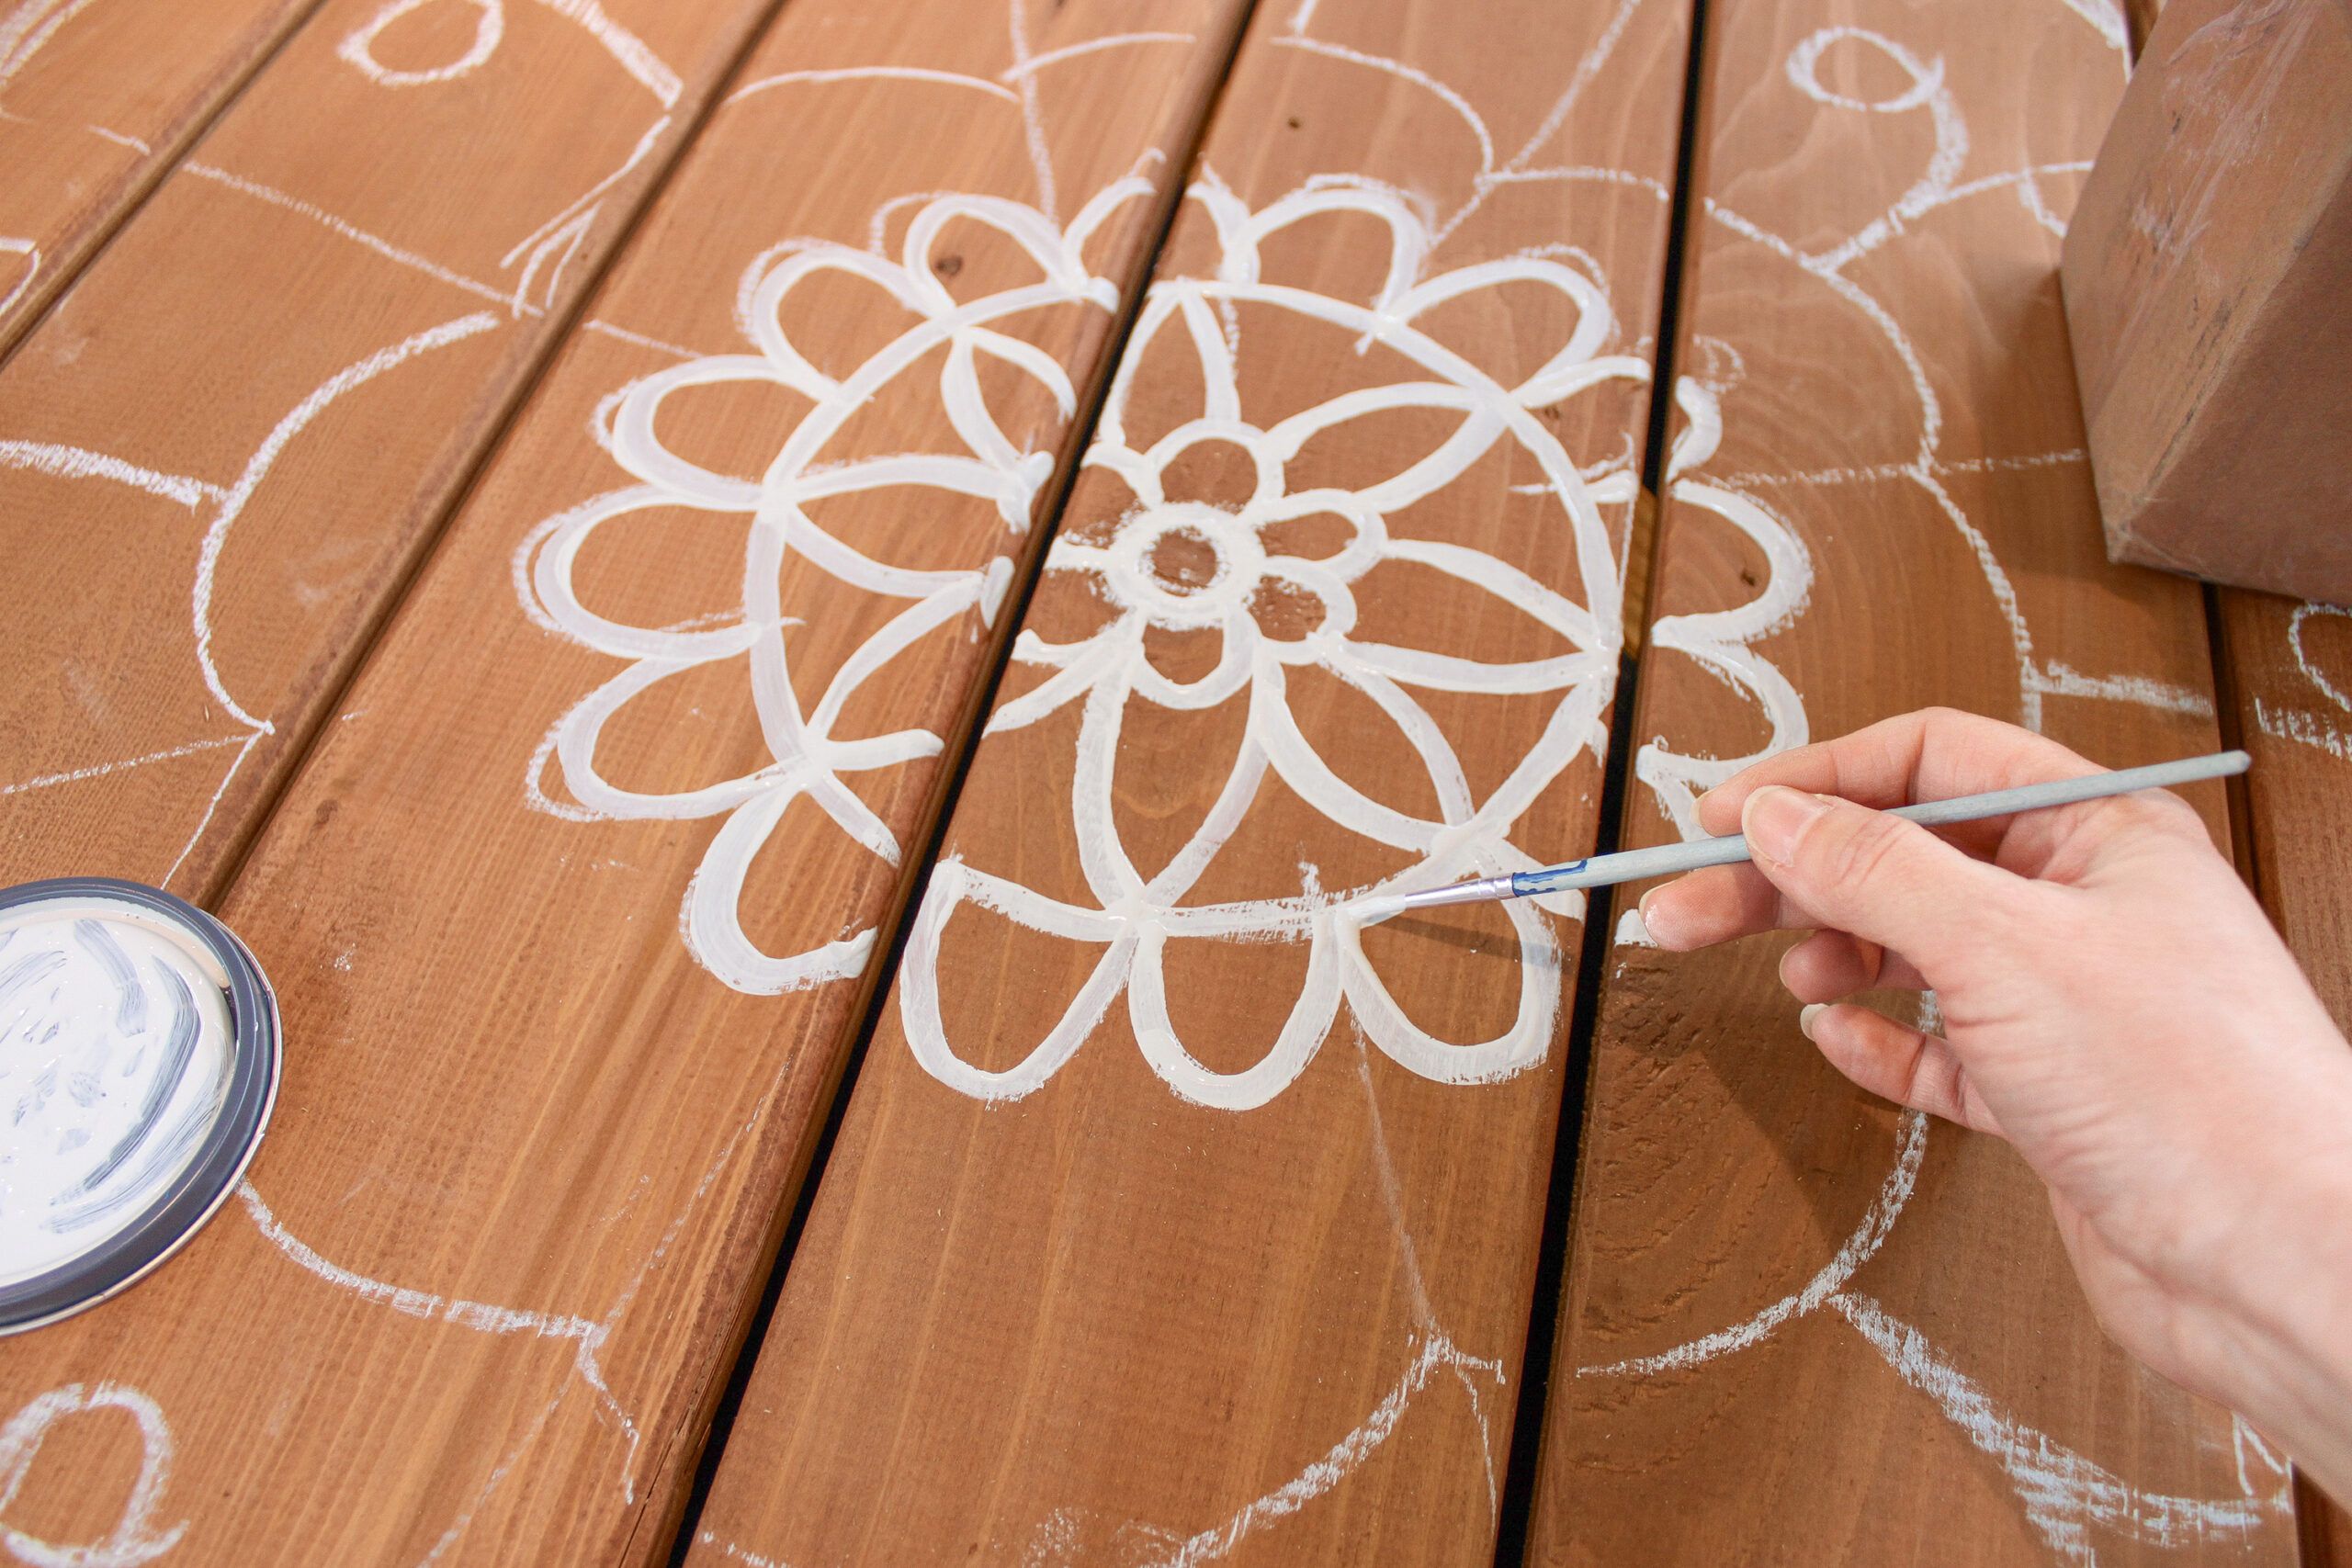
[
  {"x1": 2221, "y1": 586, "x2": 2352, "y2": 1566},
  {"x1": 0, "y1": 0, "x2": 321, "y2": 355},
  {"x1": 684, "y1": 2, "x2": 1691, "y2": 1563},
  {"x1": 0, "y1": 0, "x2": 791, "y2": 904},
  {"x1": 2228, "y1": 593, "x2": 2352, "y2": 1034},
  {"x1": 1532, "y1": 1, "x2": 2302, "y2": 1562},
  {"x1": 0, "y1": 3, "x2": 1245, "y2": 1564}
]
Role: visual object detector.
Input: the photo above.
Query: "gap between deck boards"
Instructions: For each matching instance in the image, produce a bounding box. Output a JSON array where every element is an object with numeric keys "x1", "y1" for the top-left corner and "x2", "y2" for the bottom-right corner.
[
  {"x1": 1487, "y1": 0, "x2": 1715, "y2": 1559},
  {"x1": 0, "y1": 0, "x2": 340, "y2": 370},
  {"x1": 656, "y1": 6, "x2": 1272, "y2": 1562},
  {"x1": 175, "y1": 0, "x2": 807, "y2": 920}
]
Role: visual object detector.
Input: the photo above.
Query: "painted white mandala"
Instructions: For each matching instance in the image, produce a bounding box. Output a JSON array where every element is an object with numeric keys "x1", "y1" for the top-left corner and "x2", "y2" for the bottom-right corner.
[
  {"x1": 518, "y1": 181, "x2": 1154, "y2": 993},
  {"x1": 903, "y1": 176, "x2": 1651, "y2": 1111}
]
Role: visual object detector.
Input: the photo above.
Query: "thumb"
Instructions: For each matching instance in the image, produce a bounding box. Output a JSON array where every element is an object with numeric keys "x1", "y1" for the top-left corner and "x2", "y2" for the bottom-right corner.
[{"x1": 1740, "y1": 784, "x2": 2027, "y2": 976}]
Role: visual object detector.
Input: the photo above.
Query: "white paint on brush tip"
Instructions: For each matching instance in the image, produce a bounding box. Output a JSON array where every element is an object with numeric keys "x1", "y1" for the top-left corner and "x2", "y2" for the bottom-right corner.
[{"x1": 0, "y1": 1382, "x2": 187, "y2": 1566}]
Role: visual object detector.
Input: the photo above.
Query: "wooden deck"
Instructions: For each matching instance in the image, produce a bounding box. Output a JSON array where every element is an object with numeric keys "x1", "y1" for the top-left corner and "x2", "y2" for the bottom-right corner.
[{"x1": 0, "y1": 0, "x2": 2343, "y2": 1562}]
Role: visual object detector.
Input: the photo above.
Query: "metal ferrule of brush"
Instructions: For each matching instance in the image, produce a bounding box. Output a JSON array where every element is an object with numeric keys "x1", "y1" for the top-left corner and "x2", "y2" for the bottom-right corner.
[{"x1": 1401, "y1": 874, "x2": 1517, "y2": 909}]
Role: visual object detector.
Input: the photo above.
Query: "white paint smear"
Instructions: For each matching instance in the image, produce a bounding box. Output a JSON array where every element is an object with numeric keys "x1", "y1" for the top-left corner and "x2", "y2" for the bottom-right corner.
[
  {"x1": 0, "y1": 236, "x2": 36, "y2": 319},
  {"x1": 0, "y1": 900, "x2": 236, "y2": 1288}
]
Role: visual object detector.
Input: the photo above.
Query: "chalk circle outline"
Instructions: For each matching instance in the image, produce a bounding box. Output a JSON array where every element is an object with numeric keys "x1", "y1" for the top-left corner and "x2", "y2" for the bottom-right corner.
[{"x1": 0, "y1": 878, "x2": 281, "y2": 1337}]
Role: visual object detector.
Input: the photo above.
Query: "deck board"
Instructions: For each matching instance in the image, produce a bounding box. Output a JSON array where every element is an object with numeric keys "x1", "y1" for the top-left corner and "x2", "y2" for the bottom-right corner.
[
  {"x1": 2218, "y1": 586, "x2": 2352, "y2": 1568},
  {"x1": 0, "y1": 0, "x2": 324, "y2": 355},
  {"x1": 1528, "y1": 0, "x2": 2302, "y2": 1561}
]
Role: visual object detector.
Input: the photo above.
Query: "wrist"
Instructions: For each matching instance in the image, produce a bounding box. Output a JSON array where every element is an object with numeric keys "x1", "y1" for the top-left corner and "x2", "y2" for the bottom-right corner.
[{"x1": 2198, "y1": 1065, "x2": 2352, "y2": 1502}]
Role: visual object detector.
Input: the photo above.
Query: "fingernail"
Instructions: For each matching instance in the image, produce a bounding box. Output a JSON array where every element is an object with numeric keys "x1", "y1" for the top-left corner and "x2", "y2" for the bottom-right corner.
[
  {"x1": 1799, "y1": 1002, "x2": 1827, "y2": 1042},
  {"x1": 1634, "y1": 886, "x2": 1677, "y2": 948},
  {"x1": 1745, "y1": 785, "x2": 1829, "y2": 867}
]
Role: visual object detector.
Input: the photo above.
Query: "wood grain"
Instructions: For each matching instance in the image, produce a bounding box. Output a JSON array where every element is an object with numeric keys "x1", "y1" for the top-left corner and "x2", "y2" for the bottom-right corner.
[
  {"x1": 1530, "y1": 0, "x2": 2303, "y2": 1562},
  {"x1": 683, "y1": 2, "x2": 1693, "y2": 1563},
  {"x1": 0, "y1": 0, "x2": 321, "y2": 356},
  {"x1": 2063, "y1": 0, "x2": 2352, "y2": 603},
  {"x1": 2217, "y1": 586, "x2": 2352, "y2": 1566},
  {"x1": 0, "y1": 0, "x2": 785, "y2": 902},
  {"x1": 0, "y1": 2, "x2": 1246, "y2": 1563}
]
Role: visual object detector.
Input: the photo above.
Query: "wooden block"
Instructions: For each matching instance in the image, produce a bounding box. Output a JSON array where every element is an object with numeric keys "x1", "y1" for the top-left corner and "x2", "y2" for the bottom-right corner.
[
  {"x1": 1530, "y1": 1, "x2": 2302, "y2": 1562},
  {"x1": 681, "y1": 3, "x2": 1692, "y2": 1563},
  {"x1": 0, "y1": 0, "x2": 786, "y2": 900},
  {"x1": 0, "y1": 0, "x2": 317, "y2": 355},
  {"x1": 2063, "y1": 0, "x2": 2352, "y2": 604},
  {"x1": 0, "y1": 3, "x2": 1246, "y2": 1562}
]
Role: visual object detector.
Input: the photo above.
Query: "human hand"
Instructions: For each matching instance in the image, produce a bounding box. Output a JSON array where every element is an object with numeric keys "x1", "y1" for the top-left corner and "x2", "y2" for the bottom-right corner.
[{"x1": 1637, "y1": 707, "x2": 2352, "y2": 1502}]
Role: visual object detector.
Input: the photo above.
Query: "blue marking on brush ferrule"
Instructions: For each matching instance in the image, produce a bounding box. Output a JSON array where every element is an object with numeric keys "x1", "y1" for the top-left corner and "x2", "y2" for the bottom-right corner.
[{"x1": 1511, "y1": 861, "x2": 1588, "y2": 897}]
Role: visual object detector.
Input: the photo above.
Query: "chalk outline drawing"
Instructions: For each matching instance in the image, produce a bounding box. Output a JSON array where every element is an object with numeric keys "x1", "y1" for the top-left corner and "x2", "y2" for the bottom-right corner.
[
  {"x1": 900, "y1": 173, "x2": 1647, "y2": 1111},
  {"x1": 690, "y1": 7, "x2": 2252, "y2": 1564},
  {"x1": 2253, "y1": 603, "x2": 2352, "y2": 762},
  {"x1": 0, "y1": 8, "x2": 1223, "y2": 1562},
  {"x1": 335, "y1": 0, "x2": 682, "y2": 312},
  {"x1": 0, "y1": 1382, "x2": 185, "y2": 1568},
  {"x1": 0, "y1": 2, "x2": 2274, "y2": 1564},
  {"x1": 1575, "y1": 13, "x2": 2284, "y2": 1566}
]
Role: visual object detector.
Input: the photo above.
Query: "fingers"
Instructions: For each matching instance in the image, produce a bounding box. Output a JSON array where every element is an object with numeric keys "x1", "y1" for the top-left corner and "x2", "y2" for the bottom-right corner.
[
  {"x1": 1690, "y1": 708, "x2": 2101, "y2": 843},
  {"x1": 1638, "y1": 862, "x2": 1783, "y2": 949},
  {"x1": 1778, "y1": 929, "x2": 1929, "y2": 1002},
  {"x1": 1739, "y1": 784, "x2": 2036, "y2": 977},
  {"x1": 1800, "y1": 1002, "x2": 2004, "y2": 1136}
]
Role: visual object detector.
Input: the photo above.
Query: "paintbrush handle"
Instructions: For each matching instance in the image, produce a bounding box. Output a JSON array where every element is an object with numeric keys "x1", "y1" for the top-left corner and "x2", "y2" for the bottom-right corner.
[{"x1": 1510, "y1": 749, "x2": 2250, "y2": 898}]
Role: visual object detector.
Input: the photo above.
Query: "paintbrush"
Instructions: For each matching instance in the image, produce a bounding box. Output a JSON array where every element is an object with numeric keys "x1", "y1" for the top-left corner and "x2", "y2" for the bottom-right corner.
[{"x1": 1347, "y1": 749, "x2": 2251, "y2": 926}]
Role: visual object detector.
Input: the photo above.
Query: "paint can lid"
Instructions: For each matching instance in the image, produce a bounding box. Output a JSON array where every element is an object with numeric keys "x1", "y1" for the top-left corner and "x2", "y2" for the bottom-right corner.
[{"x1": 0, "y1": 877, "x2": 280, "y2": 1335}]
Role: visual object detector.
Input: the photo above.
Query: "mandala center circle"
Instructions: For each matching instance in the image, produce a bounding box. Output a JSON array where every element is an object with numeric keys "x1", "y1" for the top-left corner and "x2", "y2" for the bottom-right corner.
[
  {"x1": 1147, "y1": 527, "x2": 1221, "y2": 595},
  {"x1": 1106, "y1": 503, "x2": 1264, "y2": 626}
]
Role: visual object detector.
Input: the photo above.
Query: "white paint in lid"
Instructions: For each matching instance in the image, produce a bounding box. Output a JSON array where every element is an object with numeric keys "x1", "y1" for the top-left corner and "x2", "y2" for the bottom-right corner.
[{"x1": 0, "y1": 897, "x2": 235, "y2": 1289}]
